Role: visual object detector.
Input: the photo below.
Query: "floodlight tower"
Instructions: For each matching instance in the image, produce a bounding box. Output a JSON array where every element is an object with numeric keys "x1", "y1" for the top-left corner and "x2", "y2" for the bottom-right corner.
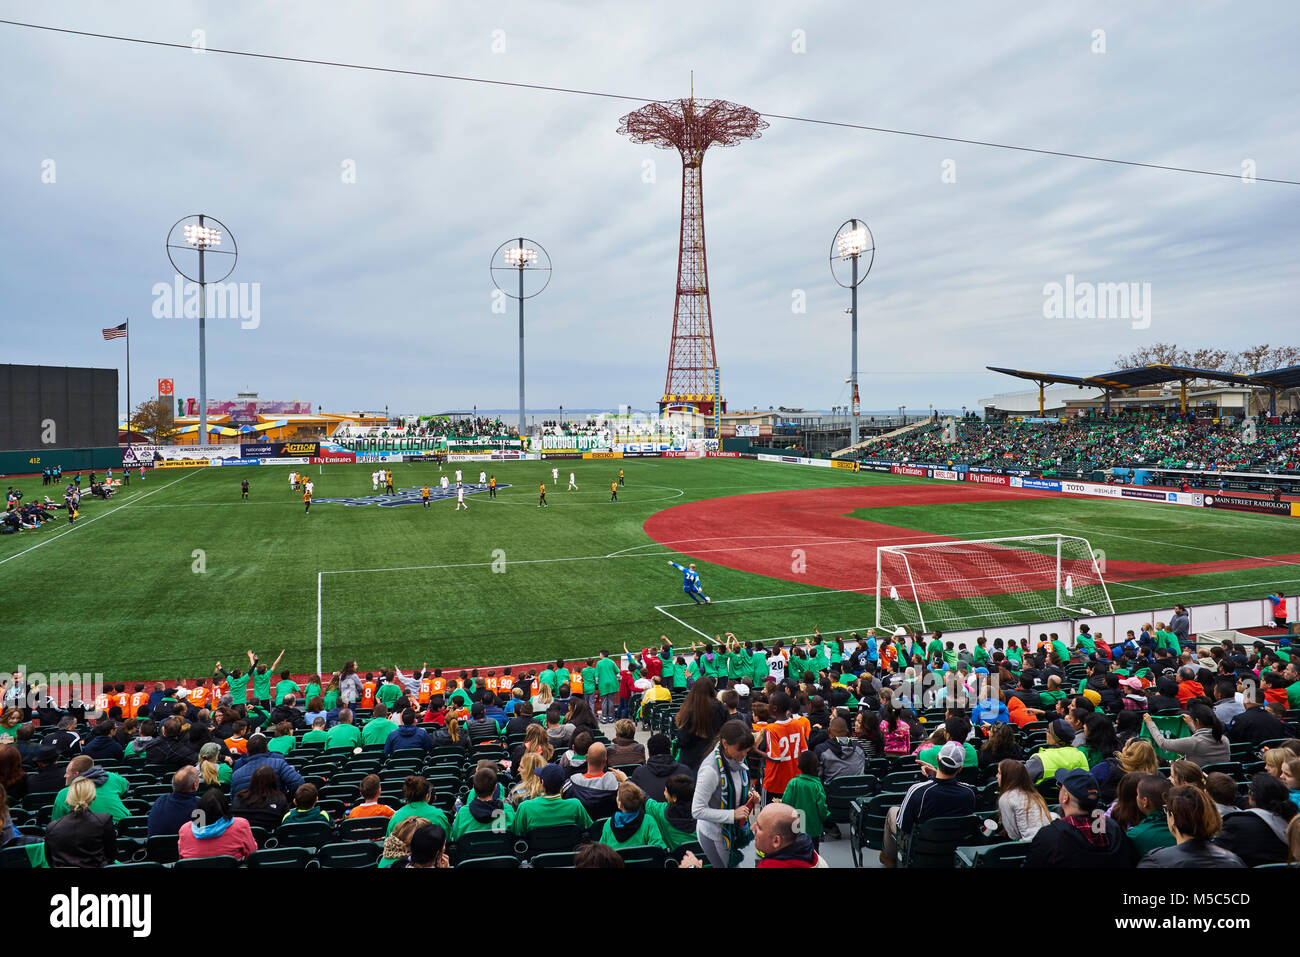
[{"x1": 618, "y1": 84, "x2": 767, "y2": 420}]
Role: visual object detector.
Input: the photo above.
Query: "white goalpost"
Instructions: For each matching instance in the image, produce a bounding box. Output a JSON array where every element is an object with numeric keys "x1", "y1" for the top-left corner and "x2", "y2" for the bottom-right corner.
[{"x1": 875, "y1": 533, "x2": 1114, "y2": 633}]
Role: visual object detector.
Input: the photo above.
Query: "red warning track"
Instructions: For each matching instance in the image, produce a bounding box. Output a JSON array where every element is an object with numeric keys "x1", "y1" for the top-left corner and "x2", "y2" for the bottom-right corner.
[{"x1": 642, "y1": 483, "x2": 1298, "y2": 593}]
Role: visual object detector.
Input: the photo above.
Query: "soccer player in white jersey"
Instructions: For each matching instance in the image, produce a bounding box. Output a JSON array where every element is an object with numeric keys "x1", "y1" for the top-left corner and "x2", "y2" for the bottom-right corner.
[
  {"x1": 479, "y1": 470, "x2": 487, "y2": 485},
  {"x1": 289, "y1": 471, "x2": 298, "y2": 490},
  {"x1": 305, "y1": 479, "x2": 314, "y2": 497},
  {"x1": 551, "y1": 466, "x2": 559, "y2": 483},
  {"x1": 372, "y1": 470, "x2": 379, "y2": 491},
  {"x1": 568, "y1": 472, "x2": 578, "y2": 491},
  {"x1": 440, "y1": 474, "x2": 449, "y2": 491},
  {"x1": 456, "y1": 482, "x2": 468, "y2": 510},
  {"x1": 455, "y1": 468, "x2": 462, "y2": 483}
]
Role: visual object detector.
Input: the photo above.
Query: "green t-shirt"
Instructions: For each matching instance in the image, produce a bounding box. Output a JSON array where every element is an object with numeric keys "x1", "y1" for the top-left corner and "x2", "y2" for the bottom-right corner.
[
  {"x1": 274, "y1": 680, "x2": 300, "y2": 706},
  {"x1": 596, "y1": 657, "x2": 620, "y2": 694},
  {"x1": 1006, "y1": 645, "x2": 1024, "y2": 664},
  {"x1": 1038, "y1": 689, "x2": 1066, "y2": 709},
  {"x1": 304, "y1": 682, "x2": 322, "y2": 703},
  {"x1": 301, "y1": 728, "x2": 329, "y2": 746},
  {"x1": 326, "y1": 723, "x2": 363, "y2": 751},
  {"x1": 1051, "y1": 640, "x2": 1070, "y2": 664},
  {"x1": 323, "y1": 689, "x2": 340, "y2": 710},
  {"x1": 512, "y1": 795, "x2": 592, "y2": 835},
  {"x1": 644, "y1": 799, "x2": 696, "y2": 850},
  {"x1": 973, "y1": 646, "x2": 990, "y2": 666},
  {"x1": 581, "y1": 667, "x2": 598, "y2": 694},
  {"x1": 779, "y1": 774, "x2": 829, "y2": 840},
  {"x1": 942, "y1": 647, "x2": 958, "y2": 668},
  {"x1": 538, "y1": 669, "x2": 556, "y2": 692},
  {"x1": 450, "y1": 802, "x2": 515, "y2": 840},
  {"x1": 926, "y1": 639, "x2": 945, "y2": 662},
  {"x1": 658, "y1": 655, "x2": 677, "y2": 685},
  {"x1": 555, "y1": 668, "x2": 571, "y2": 690},
  {"x1": 1287, "y1": 681, "x2": 1300, "y2": 710},
  {"x1": 269, "y1": 735, "x2": 295, "y2": 755},
  {"x1": 252, "y1": 668, "x2": 273, "y2": 701},
  {"x1": 786, "y1": 655, "x2": 807, "y2": 683},
  {"x1": 599, "y1": 811, "x2": 667, "y2": 851},
  {"x1": 53, "y1": 772, "x2": 130, "y2": 822},
  {"x1": 1127, "y1": 811, "x2": 1177, "y2": 856},
  {"x1": 1155, "y1": 631, "x2": 1180, "y2": 654},
  {"x1": 750, "y1": 653, "x2": 767, "y2": 686},
  {"x1": 376, "y1": 683, "x2": 402, "y2": 709},
  {"x1": 362, "y1": 717, "x2": 399, "y2": 746},
  {"x1": 1075, "y1": 634, "x2": 1096, "y2": 656},
  {"x1": 387, "y1": 801, "x2": 450, "y2": 836}
]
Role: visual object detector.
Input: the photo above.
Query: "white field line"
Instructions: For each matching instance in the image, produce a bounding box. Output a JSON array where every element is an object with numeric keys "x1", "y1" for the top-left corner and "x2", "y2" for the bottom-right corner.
[
  {"x1": 0, "y1": 469, "x2": 202, "y2": 568},
  {"x1": 653, "y1": 606, "x2": 717, "y2": 644}
]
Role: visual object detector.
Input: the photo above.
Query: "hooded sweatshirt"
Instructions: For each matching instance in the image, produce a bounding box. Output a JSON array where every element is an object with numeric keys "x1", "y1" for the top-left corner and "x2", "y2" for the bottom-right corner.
[
  {"x1": 757, "y1": 832, "x2": 825, "y2": 868},
  {"x1": 450, "y1": 796, "x2": 514, "y2": 840},
  {"x1": 600, "y1": 808, "x2": 667, "y2": 850}
]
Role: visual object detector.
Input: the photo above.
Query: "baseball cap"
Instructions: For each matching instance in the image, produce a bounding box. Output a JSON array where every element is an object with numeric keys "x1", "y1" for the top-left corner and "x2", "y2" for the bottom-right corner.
[
  {"x1": 733, "y1": 683, "x2": 750, "y2": 697},
  {"x1": 937, "y1": 740, "x2": 966, "y2": 771},
  {"x1": 1055, "y1": 768, "x2": 1100, "y2": 803},
  {"x1": 536, "y1": 763, "x2": 567, "y2": 791},
  {"x1": 1050, "y1": 718, "x2": 1075, "y2": 743},
  {"x1": 1120, "y1": 677, "x2": 1144, "y2": 690}
]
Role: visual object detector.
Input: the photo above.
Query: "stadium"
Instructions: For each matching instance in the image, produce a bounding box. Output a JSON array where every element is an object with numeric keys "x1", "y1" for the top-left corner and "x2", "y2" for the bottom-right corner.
[{"x1": 2, "y1": 5, "x2": 1299, "y2": 915}]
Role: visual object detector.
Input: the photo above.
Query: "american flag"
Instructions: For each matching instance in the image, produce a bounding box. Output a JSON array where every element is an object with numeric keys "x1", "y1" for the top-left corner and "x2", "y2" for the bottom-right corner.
[{"x1": 102, "y1": 322, "x2": 127, "y2": 340}]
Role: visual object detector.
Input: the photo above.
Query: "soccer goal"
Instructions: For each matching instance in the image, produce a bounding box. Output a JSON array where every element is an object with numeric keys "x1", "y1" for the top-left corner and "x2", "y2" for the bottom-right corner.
[{"x1": 875, "y1": 534, "x2": 1113, "y2": 633}]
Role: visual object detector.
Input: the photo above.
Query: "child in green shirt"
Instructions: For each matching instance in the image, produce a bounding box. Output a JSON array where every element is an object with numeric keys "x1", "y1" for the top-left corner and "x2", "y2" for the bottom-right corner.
[
  {"x1": 274, "y1": 670, "x2": 301, "y2": 706},
  {"x1": 644, "y1": 773, "x2": 699, "y2": 850},
  {"x1": 779, "y1": 751, "x2": 829, "y2": 846},
  {"x1": 282, "y1": 783, "x2": 332, "y2": 826},
  {"x1": 599, "y1": 781, "x2": 667, "y2": 851},
  {"x1": 268, "y1": 721, "x2": 296, "y2": 755}
]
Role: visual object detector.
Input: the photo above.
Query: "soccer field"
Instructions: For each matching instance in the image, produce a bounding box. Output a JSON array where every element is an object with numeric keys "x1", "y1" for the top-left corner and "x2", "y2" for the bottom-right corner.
[{"x1": 3, "y1": 458, "x2": 1297, "y2": 681}]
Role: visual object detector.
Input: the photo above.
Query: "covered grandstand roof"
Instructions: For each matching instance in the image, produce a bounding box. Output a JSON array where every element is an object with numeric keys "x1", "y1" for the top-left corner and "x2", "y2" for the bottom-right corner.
[
  {"x1": 1253, "y1": 364, "x2": 1300, "y2": 391},
  {"x1": 984, "y1": 367, "x2": 1093, "y2": 387},
  {"x1": 989, "y1": 363, "x2": 1287, "y2": 391}
]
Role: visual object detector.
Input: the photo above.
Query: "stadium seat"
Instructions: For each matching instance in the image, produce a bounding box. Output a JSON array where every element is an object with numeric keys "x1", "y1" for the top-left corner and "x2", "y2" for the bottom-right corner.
[
  {"x1": 528, "y1": 851, "x2": 576, "y2": 868},
  {"x1": 955, "y1": 840, "x2": 1031, "y2": 868},
  {"x1": 452, "y1": 830, "x2": 516, "y2": 865},
  {"x1": 247, "y1": 846, "x2": 315, "y2": 868},
  {"x1": 455, "y1": 854, "x2": 519, "y2": 869},
  {"x1": 318, "y1": 841, "x2": 381, "y2": 868},
  {"x1": 146, "y1": 835, "x2": 180, "y2": 863},
  {"x1": 173, "y1": 854, "x2": 241, "y2": 868},
  {"x1": 0, "y1": 845, "x2": 44, "y2": 869},
  {"x1": 106, "y1": 861, "x2": 165, "y2": 869},
  {"x1": 338, "y1": 817, "x2": 388, "y2": 842},
  {"x1": 276, "y1": 821, "x2": 333, "y2": 850},
  {"x1": 825, "y1": 775, "x2": 877, "y2": 824},
  {"x1": 116, "y1": 815, "x2": 150, "y2": 839},
  {"x1": 518, "y1": 824, "x2": 584, "y2": 858},
  {"x1": 617, "y1": 845, "x2": 668, "y2": 868},
  {"x1": 901, "y1": 814, "x2": 984, "y2": 868}
]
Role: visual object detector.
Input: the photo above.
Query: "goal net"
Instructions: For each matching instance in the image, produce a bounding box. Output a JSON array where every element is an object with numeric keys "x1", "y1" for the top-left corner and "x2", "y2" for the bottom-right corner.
[{"x1": 875, "y1": 534, "x2": 1113, "y2": 633}]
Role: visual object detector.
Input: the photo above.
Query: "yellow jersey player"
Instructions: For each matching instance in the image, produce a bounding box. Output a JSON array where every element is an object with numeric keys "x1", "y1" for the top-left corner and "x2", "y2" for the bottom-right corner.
[
  {"x1": 610, "y1": 479, "x2": 618, "y2": 503},
  {"x1": 538, "y1": 482, "x2": 548, "y2": 508},
  {"x1": 619, "y1": 467, "x2": 625, "y2": 487},
  {"x1": 421, "y1": 484, "x2": 431, "y2": 509}
]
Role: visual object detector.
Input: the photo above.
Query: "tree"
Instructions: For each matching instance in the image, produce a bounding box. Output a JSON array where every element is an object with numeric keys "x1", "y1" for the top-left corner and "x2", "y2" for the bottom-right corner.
[{"x1": 131, "y1": 398, "x2": 177, "y2": 443}]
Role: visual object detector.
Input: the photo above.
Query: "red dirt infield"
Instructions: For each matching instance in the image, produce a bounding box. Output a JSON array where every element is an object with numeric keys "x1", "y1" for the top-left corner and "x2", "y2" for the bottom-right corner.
[{"x1": 642, "y1": 483, "x2": 1299, "y2": 593}]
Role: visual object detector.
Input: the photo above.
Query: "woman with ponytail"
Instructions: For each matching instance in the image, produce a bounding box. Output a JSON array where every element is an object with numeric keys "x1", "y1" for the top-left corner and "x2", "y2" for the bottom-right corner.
[{"x1": 43, "y1": 778, "x2": 116, "y2": 867}]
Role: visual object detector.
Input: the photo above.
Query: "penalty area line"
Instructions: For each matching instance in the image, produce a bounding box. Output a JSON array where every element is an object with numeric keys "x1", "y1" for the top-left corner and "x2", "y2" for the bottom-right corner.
[{"x1": 654, "y1": 606, "x2": 717, "y2": 644}]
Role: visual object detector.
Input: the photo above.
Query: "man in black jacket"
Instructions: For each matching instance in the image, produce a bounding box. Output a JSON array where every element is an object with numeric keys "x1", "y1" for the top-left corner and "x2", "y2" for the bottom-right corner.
[
  {"x1": 269, "y1": 695, "x2": 306, "y2": 730},
  {"x1": 1227, "y1": 685, "x2": 1287, "y2": 748},
  {"x1": 143, "y1": 717, "x2": 198, "y2": 768},
  {"x1": 82, "y1": 718, "x2": 125, "y2": 761},
  {"x1": 147, "y1": 766, "x2": 202, "y2": 838},
  {"x1": 629, "y1": 733, "x2": 691, "y2": 803},
  {"x1": 1026, "y1": 769, "x2": 1137, "y2": 868}
]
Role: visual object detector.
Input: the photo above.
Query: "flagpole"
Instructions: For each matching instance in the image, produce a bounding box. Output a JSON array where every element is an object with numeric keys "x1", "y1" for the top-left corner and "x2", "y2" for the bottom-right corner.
[{"x1": 125, "y1": 319, "x2": 131, "y2": 454}]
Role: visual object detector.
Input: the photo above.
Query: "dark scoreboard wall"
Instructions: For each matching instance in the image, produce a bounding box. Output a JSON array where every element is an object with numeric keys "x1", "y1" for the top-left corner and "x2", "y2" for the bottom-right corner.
[{"x1": 0, "y1": 365, "x2": 119, "y2": 451}]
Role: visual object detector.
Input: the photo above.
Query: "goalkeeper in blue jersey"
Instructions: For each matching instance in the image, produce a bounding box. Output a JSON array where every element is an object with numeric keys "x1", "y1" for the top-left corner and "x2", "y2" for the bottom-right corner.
[{"x1": 668, "y1": 560, "x2": 711, "y2": 604}]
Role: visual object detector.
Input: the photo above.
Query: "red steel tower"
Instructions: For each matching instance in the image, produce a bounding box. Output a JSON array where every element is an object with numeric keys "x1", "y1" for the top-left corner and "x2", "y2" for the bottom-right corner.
[{"x1": 618, "y1": 93, "x2": 767, "y2": 416}]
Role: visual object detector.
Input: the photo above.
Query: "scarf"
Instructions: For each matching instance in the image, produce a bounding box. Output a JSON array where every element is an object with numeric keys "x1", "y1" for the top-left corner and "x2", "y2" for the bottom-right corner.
[
  {"x1": 191, "y1": 816, "x2": 233, "y2": 840},
  {"x1": 382, "y1": 832, "x2": 411, "y2": 861},
  {"x1": 714, "y1": 748, "x2": 752, "y2": 865}
]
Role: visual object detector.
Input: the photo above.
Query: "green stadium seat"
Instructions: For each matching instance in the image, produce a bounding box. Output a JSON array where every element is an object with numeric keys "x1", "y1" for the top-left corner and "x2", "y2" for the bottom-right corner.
[
  {"x1": 617, "y1": 844, "x2": 668, "y2": 868},
  {"x1": 518, "y1": 824, "x2": 583, "y2": 858},
  {"x1": 318, "y1": 841, "x2": 381, "y2": 868},
  {"x1": 528, "y1": 851, "x2": 575, "y2": 868},
  {"x1": 146, "y1": 834, "x2": 179, "y2": 863},
  {"x1": 247, "y1": 846, "x2": 315, "y2": 868},
  {"x1": 825, "y1": 775, "x2": 877, "y2": 825},
  {"x1": 901, "y1": 814, "x2": 984, "y2": 868},
  {"x1": 337, "y1": 817, "x2": 388, "y2": 842},
  {"x1": 451, "y1": 830, "x2": 516, "y2": 865},
  {"x1": 954, "y1": 840, "x2": 1031, "y2": 868},
  {"x1": 276, "y1": 821, "x2": 333, "y2": 850},
  {"x1": 455, "y1": 854, "x2": 519, "y2": 869},
  {"x1": 173, "y1": 854, "x2": 241, "y2": 868}
]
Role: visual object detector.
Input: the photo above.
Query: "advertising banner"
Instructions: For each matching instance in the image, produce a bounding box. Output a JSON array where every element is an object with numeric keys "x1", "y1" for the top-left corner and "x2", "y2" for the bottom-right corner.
[
  {"x1": 735, "y1": 424, "x2": 760, "y2": 437},
  {"x1": 276, "y1": 441, "x2": 320, "y2": 457},
  {"x1": 156, "y1": 458, "x2": 214, "y2": 469},
  {"x1": 1120, "y1": 487, "x2": 1176, "y2": 502},
  {"x1": 706, "y1": 451, "x2": 742, "y2": 458},
  {"x1": 219, "y1": 458, "x2": 263, "y2": 466},
  {"x1": 1203, "y1": 494, "x2": 1294, "y2": 516},
  {"x1": 1061, "y1": 480, "x2": 1121, "y2": 498},
  {"x1": 890, "y1": 465, "x2": 928, "y2": 477},
  {"x1": 310, "y1": 453, "x2": 357, "y2": 464},
  {"x1": 264, "y1": 457, "x2": 311, "y2": 465},
  {"x1": 583, "y1": 451, "x2": 624, "y2": 460},
  {"x1": 663, "y1": 451, "x2": 703, "y2": 458},
  {"x1": 157, "y1": 378, "x2": 174, "y2": 396},
  {"x1": 621, "y1": 450, "x2": 664, "y2": 458},
  {"x1": 1016, "y1": 478, "x2": 1062, "y2": 491},
  {"x1": 619, "y1": 442, "x2": 686, "y2": 454},
  {"x1": 541, "y1": 451, "x2": 583, "y2": 460},
  {"x1": 240, "y1": 443, "x2": 278, "y2": 458},
  {"x1": 931, "y1": 469, "x2": 960, "y2": 481},
  {"x1": 830, "y1": 459, "x2": 859, "y2": 471},
  {"x1": 966, "y1": 473, "x2": 1009, "y2": 486}
]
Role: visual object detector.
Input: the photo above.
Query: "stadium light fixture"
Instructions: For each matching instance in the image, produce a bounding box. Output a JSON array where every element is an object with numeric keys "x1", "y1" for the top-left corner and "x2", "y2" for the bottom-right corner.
[
  {"x1": 491, "y1": 237, "x2": 552, "y2": 440},
  {"x1": 166, "y1": 214, "x2": 238, "y2": 447},
  {"x1": 829, "y1": 218, "x2": 875, "y2": 448}
]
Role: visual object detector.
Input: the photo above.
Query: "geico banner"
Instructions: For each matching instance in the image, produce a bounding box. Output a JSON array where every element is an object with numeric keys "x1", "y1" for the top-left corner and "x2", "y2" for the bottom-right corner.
[
  {"x1": 891, "y1": 465, "x2": 928, "y2": 477},
  {"x1": 276, "y1": 442, "x2": 320, "y2": 457},
  {"x1": 830, "y1": 460, "x2": 859, "y2": 471},
  {"x1": 966, "y1": 473, "x2": 1009, "y2": 486},
  {"x1": 931, "y1": 469, "x2": 960, "y2": 482},
  {"x1": 1204, "y1": 494, "x2": 1294, "y2": 515},
  {"x1": 583, "y1": 451, "x2": 624, "y2": 459},
  {"x1": 620, "y1": 443, "x2": 685, "y2": 453}
]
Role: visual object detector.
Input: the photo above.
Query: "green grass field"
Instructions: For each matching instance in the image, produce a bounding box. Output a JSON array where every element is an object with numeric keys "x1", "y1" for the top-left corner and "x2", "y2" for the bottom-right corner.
[{"x1": 3, "y1": 458, "x2": 1297, "y2": 680}]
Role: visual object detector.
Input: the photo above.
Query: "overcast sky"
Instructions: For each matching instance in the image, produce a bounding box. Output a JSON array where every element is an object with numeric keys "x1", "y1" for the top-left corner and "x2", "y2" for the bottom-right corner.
[{"x1": 3, "y1": 1, "x2": 1297, "y2": 416}]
